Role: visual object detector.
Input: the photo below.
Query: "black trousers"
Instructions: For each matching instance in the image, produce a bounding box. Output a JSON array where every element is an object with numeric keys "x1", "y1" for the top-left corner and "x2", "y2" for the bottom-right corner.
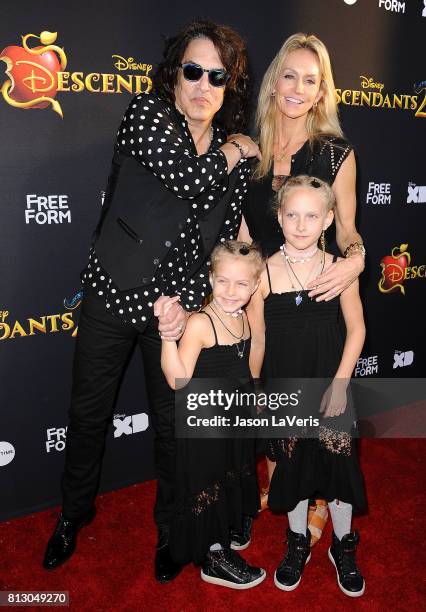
[{"x1": 61, "y1": 292, "x2": 175, "y2": 527}]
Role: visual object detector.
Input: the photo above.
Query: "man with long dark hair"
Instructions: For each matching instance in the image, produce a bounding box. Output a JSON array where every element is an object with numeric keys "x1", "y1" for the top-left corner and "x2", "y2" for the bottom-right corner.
[{"x1": 43, "y1": 20, "x2": 260, "y2": 583}]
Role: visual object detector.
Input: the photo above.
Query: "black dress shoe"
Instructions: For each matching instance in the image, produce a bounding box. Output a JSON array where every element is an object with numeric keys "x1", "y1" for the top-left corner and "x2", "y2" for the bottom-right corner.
[
  {"x1": 155, "y1": 525, "x2": 183, "y2": 583},
  {"x1": 43, "y1": 507, "x2": 96, "y2": 570}
]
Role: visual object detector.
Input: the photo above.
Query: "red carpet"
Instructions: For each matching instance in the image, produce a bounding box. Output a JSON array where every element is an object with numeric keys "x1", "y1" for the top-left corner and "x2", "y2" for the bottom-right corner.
[{"x1": 1, "y1": 439, "x2": 425, "y2": 611}]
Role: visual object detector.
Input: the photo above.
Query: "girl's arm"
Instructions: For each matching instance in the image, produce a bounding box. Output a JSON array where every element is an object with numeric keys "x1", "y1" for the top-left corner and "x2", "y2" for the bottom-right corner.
[
  {"x1": 161, "y1": 313, "x2": 209, "y2": 390},
  {"x1": 320, "y1": 277, "x2": 365, "y2": 417},
  {"x1": 246, "y1": 273, "x2": 266, "y2": 378},
  {"x1": 335, "y1": 277, "x2": 366, "y2": 380}
]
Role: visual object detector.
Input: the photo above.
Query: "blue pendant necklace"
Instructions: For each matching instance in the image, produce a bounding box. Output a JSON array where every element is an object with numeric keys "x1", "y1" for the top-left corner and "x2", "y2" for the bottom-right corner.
[{"x1": 281, "y1": 247, "x2": 321, "y2": 306}]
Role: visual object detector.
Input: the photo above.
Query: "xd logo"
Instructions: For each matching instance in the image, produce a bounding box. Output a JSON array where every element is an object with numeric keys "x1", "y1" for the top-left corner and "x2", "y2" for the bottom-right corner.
[
  {"x1": 407, "y1": 183, "x2": 426, "y2": 204},
  {"x1": 393, "y1": 350, "x2": 414, "y2": 369},
  {"x1": 113, "y1": 413, "x2": 149, "y2": 437}
]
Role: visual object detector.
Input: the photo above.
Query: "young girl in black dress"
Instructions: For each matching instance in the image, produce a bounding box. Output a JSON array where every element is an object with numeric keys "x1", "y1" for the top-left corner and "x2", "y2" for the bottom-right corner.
[
  {"x1": 158, "y1": 241, "x2": 266, "y2": 590},
  {"x1": 247, "y1": 176, "x2": 367, "y2": 597}
]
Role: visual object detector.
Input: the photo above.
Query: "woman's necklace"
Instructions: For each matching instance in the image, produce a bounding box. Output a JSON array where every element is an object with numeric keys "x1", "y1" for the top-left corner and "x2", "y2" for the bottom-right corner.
[
  {"x1": 208, "y1": 304, "x2": 246, "y2": 358},
  {"x1": 281, "y1": 251, "x2": 322, "y2": 306},
  {"x1": 281, "y1": 243, "x2": 318, "y2": 263},
  {"x1": 273, "y1": 137, "x2": 307, "y2": 163}
]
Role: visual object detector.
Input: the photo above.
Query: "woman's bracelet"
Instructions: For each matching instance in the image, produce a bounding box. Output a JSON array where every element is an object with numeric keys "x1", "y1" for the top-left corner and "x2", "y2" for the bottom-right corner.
[
  {"x1": 344, "y1": 242, "x2": 366, "y2": 259},
  {"x1": 229, "y1": 140, "x2": 245, "y2": 159}
]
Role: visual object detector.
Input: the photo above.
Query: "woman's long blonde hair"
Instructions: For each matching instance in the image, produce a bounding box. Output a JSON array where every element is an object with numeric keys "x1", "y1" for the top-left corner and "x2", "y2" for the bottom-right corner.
[{"x1": 255, "y1": 33, "x2": 343, "y2": 179}]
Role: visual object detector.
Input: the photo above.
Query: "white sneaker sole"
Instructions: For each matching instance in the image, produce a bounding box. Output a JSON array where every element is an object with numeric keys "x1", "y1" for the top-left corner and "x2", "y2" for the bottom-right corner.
[
  {"x1": 274, "y1": 552, "x2": 311, "y2": 591},
  {"x1": 200, "y1": 568, "x2": 266, "y2": 590},
  {"x1": 230, "y1": 538, "x2": 251, "y2": 551},
  {"x1": 328, "y1": 547, "x2": 365, "y2": 597}
]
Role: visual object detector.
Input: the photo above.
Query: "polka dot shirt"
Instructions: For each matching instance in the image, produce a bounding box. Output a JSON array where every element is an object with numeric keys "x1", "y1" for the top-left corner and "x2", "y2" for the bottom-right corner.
[{"x1": 82, "y1": 94, "x2": 251, "y2": 331}]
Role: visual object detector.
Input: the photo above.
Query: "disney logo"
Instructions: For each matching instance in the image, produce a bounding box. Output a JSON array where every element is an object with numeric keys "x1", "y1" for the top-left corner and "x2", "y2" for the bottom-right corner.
[
  {"x1": 360, "y1": 76, "x2": 384, "y2": 92},
  {"x1": 112, "y1": 54, "x2": 152, "y2": 73}
]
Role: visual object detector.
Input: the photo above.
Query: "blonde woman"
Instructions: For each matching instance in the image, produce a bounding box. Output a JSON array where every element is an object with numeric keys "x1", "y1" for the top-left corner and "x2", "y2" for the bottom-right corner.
[{"x1": 239, "y1": 33, "x2": 365, "y2": 543}]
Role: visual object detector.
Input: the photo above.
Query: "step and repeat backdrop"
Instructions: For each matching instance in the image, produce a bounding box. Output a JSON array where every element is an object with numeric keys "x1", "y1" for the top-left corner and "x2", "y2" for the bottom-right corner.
[{"x1": 1, "y1": 0, "x2": 425, "y2": 520}]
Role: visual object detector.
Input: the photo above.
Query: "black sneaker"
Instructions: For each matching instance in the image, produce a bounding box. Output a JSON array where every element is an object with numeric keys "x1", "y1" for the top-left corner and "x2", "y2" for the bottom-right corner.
[
  {"x1": 328, "y1": 531, "x2": 365, "y2": 597},
  {"x1": 201, "y1": 548, "x2": 266, "y2": 589},
  {"x1": 230, "y1": 515, "x2": 253, "y2": 551},
  {"x1": 274, "y1": 528, "x2": 311, "y2": 591}
]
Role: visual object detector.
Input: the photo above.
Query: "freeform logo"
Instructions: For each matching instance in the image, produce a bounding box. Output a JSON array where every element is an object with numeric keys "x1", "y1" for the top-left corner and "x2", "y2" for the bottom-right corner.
[
  {"x1": 407, "y1": 183, "x2": 426, "y2": 204},
  {"x1": 393, "y1": 350, "x2": 414, "y2": 369},
  {"x1": 0, "y1": 441, "x2": 16, "y2": 466},
  {"x1": 378, "y1": 0, "x2": 405, "y2": 13},
  {"x1": 113, "y1": 413, "x2": 149, "y2": 438},
  {"x1": 46, "y1": 426, "x2": 67, "y2": 453},
  {"x1": 25, "y1": 194, "x2": 71, "y2": 224},
  {"x1": 366, "y1": 182, "x2": 391, "y2": 205},
  {"x1": 355, "y1": 355, "x2": 378, "y2": 377}
]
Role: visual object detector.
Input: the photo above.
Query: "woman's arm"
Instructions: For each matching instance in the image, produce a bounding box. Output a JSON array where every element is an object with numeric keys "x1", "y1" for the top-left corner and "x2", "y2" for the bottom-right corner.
[
  {"x1": 333, "y1": 152, "x2": 363, "y2": 253},
  {"x1": 160, "y1": 313, "x2": 209, "y2": 389},
  {"x1": 245, "y1": 274, "x2": 266, "y2": 377},
  {"x1": 308, "y1": 152, "x2": 365, "y2": 301}
]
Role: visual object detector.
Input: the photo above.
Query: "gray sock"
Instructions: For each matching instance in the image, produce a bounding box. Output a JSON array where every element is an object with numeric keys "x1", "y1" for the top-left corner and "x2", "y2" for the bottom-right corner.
[
  {"x1": 329, "y1": 499, "x2": 353, "y2": 540},
  {"x1": 209, "y1": 543, "x2": 223, "y2": 551},
  {"x1": 287, "y1": 499, "x2": 309, "y2": 536}
]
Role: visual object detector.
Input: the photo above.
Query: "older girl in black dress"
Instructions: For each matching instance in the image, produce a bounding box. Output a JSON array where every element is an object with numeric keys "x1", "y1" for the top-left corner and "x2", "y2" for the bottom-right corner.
[
  {"x1": 247, "y1": 176, "x2": 366, "y2": 597},
  {"x1": 239, "y1": 33, "x2": 366, "y2": 538}
]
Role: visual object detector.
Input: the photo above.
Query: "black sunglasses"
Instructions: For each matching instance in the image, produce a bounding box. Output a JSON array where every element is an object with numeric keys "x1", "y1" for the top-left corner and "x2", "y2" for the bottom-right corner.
[{"x1": 179, "y1": 62, "x2": 230, "y2": 88}]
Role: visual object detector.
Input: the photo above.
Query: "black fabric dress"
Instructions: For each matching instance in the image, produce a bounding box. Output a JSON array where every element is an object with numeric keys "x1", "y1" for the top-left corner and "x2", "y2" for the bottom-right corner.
[
  {"x1": 262, "y1": 263, "x2": 367, "y2": 514},
  {"x1": 169, "y1": 312, "x2": 259, "y2": 565},
  {"x1": 243, "y1": 136, "x2": 353, "y2": 257}
]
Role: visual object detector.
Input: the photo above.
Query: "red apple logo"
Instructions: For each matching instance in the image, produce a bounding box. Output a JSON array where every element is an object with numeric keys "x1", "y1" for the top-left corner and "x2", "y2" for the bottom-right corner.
[
  {"x1": 0, "y1": 31, "x2": 67, "y2": 117},
  {"x1": 378, "y1": 243, "x2": 411, "y2": 295}
]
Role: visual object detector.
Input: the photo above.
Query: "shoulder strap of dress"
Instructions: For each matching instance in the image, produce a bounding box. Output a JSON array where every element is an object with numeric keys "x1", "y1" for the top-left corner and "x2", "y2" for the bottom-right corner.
[
  {"x1": 199, "y1": 311, "x2": 218, "y2": 345},
  {"x1": 265, "y1": 261, "x2": 273, "y2": 293}
]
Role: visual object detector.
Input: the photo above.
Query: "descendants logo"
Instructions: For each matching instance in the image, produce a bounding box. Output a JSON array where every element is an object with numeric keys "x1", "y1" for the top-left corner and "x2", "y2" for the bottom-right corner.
[
  {"x1": 378, "y1": 243, "x2": 426, "y2": 295},
  {"x1": 336, "y1": 76, "x2": 426, "y2": 118},
  {"x1": 0, "y1": 31, "x2": 153, "y2": 117},
  {"x1": 0, "y1": 291, "x2": 82, "y2": 340}
]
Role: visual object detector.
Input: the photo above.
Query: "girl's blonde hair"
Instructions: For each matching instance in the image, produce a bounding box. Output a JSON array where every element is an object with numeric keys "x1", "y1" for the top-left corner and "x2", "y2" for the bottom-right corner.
[
  {"x1": 255, "y1": 33, "x2": 343, "y2": 179},
  {"x1": 276, "y1": 175, "x2": 336, "y2": 215},
  {"x1": 210, "y1": 240, "x2": 265, "y2": 278}
]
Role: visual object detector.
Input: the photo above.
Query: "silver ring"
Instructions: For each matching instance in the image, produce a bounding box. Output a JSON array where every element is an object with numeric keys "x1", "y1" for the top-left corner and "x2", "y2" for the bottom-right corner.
[{"x1": 177, "y1": 324, "x2": 183, "y2": 332}]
